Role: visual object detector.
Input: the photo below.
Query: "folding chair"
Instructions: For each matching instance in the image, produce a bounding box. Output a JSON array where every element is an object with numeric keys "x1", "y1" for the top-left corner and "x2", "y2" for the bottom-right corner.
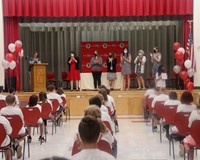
[
  {"x1": 71, "y1": 140, "x2": 81, "y2": 156},
  {"x1": 169, "y1": 112, "x2": 191, "y2": 159},
  {"x1": 103, "y1": 121, "x2": 113, "y2": 135},
  {"x1": 61, "y1": 97, "x2": 70, "y2": 121},
  {"x1": 0, "y1": 124, "x2": 11, "y2": 160},
  {"x1": 0, "y1": 100, "x2": 6, "y2": 110},
  {"x1": 97, "y1": 139, "x2": 113, "y2": 156},
  {"x1": 154, "y1": 101, "x2": 165, "y2": 143},
  {"x1": 3, "y1": 115, "x2": 29, "y2": 160},
  {"x1": 40, "y1": 102, "x2": 53, "y2": 142},
  {"x1": 22, "y1": 107, "x2": 45, "y2": 145}
]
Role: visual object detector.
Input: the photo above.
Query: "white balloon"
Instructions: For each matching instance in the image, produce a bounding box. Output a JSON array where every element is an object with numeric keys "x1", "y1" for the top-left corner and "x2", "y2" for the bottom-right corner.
[
  {"x1": 9, "y1": 61, "x2": 16, "y2": 70},
  {"x1": 19, "y1": 49, "x2": 24, "y2": 58},
  {"x1": 173, "y1": 65, "x2": 181, "y2": 74},
  {"x1": 1, "y1": 59, "x2": 9, "y2": 69},
  {"x1": 8, "y1": 43, "x2": 16, "y2": 53},
  {"x1": 15, "y1": 40, "x2": 22, "y2": 46},
  {"x1": 177, "y1": 47, "x2": 185, "y2": 54},
  {"x1": 184, "y1": 60, "x2": 192, "y2": 69},
  {"x1": 187, "y1": 68, "x2": 194, "y2": 78}
]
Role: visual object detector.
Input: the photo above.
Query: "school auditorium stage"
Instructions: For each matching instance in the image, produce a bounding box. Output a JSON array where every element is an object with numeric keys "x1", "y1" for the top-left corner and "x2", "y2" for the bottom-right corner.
[{"x1": 17, "y1": 89, "x2": 200, "y2": 116}]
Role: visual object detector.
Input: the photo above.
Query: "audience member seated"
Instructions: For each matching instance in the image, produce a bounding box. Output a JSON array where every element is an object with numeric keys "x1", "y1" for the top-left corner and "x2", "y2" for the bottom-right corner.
[
  {"x1": 164, "y1": 91, "x2": 181, "y2": 106},
  {"x1": 47, "y1": 85, "x2": 64, "y2": 112},
  {"x1": 39, "y1": 92, "x2": 54, "y2": 132},
  {"x1": 26, "y1": 94, "x2": 45, "y2": 143},
  {"x1": 98, "y1": 87, "x2": 119, "y2": 132},
  {"x1": 0, "y1": 95, "x2": 26, "y2": 158},
  {"x1": 89, "y1": 96, "x2": 114, "y2": 134},
  {"x1": 163, "y1": 91, "x2": 181, "y2": 137},
  {"x1": 9, "y1": 88, "x2": 20, "y2": 107},
  {"x1": 71, "y1": 116, "x2": 115, "y2": 160},
  {"x1": 144, "y1": 83, "x2": 155, "y2": 97},
  {"x1": 148, "y1": 87, "x2": 160, "y2": 99},
  {"x1": 0, "y1": 115, "x2": 12, "y2": 160},
  {"x1": 0, "y1": 86, "x2": 6, "y2": 100},
  {"x1": 171, "y1": 91, "x2": 196, "y2": 157},
  {"x1": 183, "y1": 96, "x2": 200, "y2": 160},
  {"x1": 57, "y1": 87, "x2": 66, "y2": 99},
  {"x1": 96, "y1": 93, "x2": 108, "y2": 113},
  {"x1": 151, "y1": 88, "x2": 169, "y2": 108}
]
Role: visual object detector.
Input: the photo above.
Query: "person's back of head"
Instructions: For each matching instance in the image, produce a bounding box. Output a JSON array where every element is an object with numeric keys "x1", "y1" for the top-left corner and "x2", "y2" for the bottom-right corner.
[
  {"x1": 99, "y1": 85, "x2": 110, "y2": 95},
  {"x1": 181, "y1": 91, "x2": 193, "y2": 105},
  {"x1": 157, "y1": 65, "x2": 164, "y2": 76},
  {"x1": 159, "y1": 88, "x2": 166, "y2": 94},
  {"x1": 9, "y1": 88, "x2": 16, "y2": 95},
  {"x1": 153, "y1": 87, "x2": 160, "y2": 96},
  {"x1": 39, "y1": 91, "x2": 47, "y2": 102},
  {"x1": 96, "y1": 93, "x2": 104, "y2": 105},
  {"x1": 57, "y1": 87, "x2": 64, "y2": 95},
  {"x1": 98, "y1": 88, "x2": 108, "y2": 101},
  {"x1": 89, "y1": 96, "x2": 101, "y2": 108},
  {"x1": 78, "y1": 116, "x2": 101, "y2": 145},
  {"x1": 47, "y1": 85, "x2": 55, "y2": 92},
  {"x1": 169, "y1": 91, "x2": 178, "y2": 100},
  {"x1": 29, "y1": 94, "x2": 39, "y2": 107},
  {"x1": 5, "y1": 94, "x2": 16, "y2": 106}
]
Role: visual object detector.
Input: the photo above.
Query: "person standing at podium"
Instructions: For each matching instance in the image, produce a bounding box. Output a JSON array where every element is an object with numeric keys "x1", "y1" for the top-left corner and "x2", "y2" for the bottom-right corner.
[{"x1": 28, "y1": 52, "x2": 41, "y2": 89}]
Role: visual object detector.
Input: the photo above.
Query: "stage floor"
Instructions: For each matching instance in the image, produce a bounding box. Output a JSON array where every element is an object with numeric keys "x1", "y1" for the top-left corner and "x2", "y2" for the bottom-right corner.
[{"x1": 14, "y1": 89, "x2": 200, "y2": 116}]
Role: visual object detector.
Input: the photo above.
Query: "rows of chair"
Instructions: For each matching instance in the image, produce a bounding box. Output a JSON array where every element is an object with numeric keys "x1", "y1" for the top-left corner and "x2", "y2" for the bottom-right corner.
[{"x1": 145, "y1": 96, "x2": 200, "y2": 160}]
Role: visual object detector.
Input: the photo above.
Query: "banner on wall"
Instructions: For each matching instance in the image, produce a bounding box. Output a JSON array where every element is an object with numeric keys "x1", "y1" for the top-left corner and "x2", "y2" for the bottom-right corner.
[{"x1": 81, "y1": 41, "x2": 128, "y2": 73}]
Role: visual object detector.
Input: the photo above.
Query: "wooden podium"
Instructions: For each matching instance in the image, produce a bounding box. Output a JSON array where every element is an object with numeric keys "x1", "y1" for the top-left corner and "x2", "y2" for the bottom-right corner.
[{"x1": 31, "y1": 63, "x2": 48, "y2": 92}]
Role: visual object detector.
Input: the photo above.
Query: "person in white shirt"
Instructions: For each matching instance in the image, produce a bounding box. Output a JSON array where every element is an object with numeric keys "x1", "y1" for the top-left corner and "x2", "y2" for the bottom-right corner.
[
  {"x1": 155, "y1": 65, "x2": 167, "y2": 88},
  {"x1": 151, "y1": 88, "x2": 169, "y2": 108},
  {"x1": 0, "y1": 95, "x2": 25, "y2": 159},
  {"x1": 176, "y1": 91, "x2": 196, "y2": 113},
  {"x1": 0, "y1": 115, "x2": 12, "y2": 160},
  {"x1": 71, "y1": 116, "x2": 115, "y2": 160},
  {"x1": 164, "y1": 91, "x2": 181, "y2": 106},
  {"x1": 183, "y1": 97, "x2": 200, "y2": 160},
  {"x1": 26, "y1": 94, "x2": 45, "y2": 143},
  {"x1": 89, "y1": 95, "x2": 114, "y2": 134},
  {"x1": 9, "y1": 88, "x2": 20, "y2": 107},
  {"x1": 47, "y1": 85, "x2": 64, "y2": 111},
  {"x1": 0, "y1": 86, "x2": 6, "y2": 100}
]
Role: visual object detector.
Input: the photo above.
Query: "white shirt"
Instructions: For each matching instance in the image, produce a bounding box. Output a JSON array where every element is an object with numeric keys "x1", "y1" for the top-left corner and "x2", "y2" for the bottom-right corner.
[
  {"x1": 144, "y1": 89, "x2": 154, "y2": 97},
  {"x1": 0, "y1": 94, "x2": 6, "y2": 100},
  {"x1": 164, "y1": 100, "x2": 181, "y2": 106},
  {"x1": 101, "y1": 131, "x2": 115, "y2": 148},
  {"x1": 104, "y1": 100, "x2": 114, "y2": 114},
  {"x1": 0, "y1": 116, "x2": 12, "y2": 147},
  {"x1": 107, "y1": 95, "x2": 115, "y2": 107},
  {"x1": 47, "y1": 92, "x2": 63, "y2": 105},
  {"x1": 151, "y1": 94, "x2": 169, "y2": 108},
  {"x1": 176, "y1": 104, "x2": 196, "y2": 113},
  {"x1": 101, "y1": 105, "x2": 108, "y2": 113},
  {"x1": 155, "y1": 73, "x2": 167, "y2": 88},
  {"x1": 188, "y1": 110, "x2": 200, "y2": 127},
  {"x1": 71, "y1": 148, "x2": 115, "y2": 160},
  {"x1": 60, "y1": 93, "x2": 66, "y2": 99},
  {"x1": 148, "y1": 94, "x2": 157, "y2": 99},
  {"x1": 0, "y1": 105, "x2": 26, "y2": 134},
  {"x1": 101, "y1": 111, "x2": 114, "y2": 133}
]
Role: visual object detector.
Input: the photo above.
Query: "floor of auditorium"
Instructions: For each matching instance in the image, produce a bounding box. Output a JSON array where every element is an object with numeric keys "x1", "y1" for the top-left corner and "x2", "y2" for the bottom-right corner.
[{"x1": 6, "y1": 116, "x2": 200, "y2": 160}]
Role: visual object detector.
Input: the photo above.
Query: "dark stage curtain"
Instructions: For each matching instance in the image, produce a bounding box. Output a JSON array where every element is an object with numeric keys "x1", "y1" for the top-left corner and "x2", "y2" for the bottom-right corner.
[
  {"x1": 3, "y1": 17, "x2": 21, "y2": 91},
  {"x1": 3, "y1": 0, "x2": 193, "y2": 17},
  {"x1": 19, "y1": 20, "x2": 183, "y2": 90}
]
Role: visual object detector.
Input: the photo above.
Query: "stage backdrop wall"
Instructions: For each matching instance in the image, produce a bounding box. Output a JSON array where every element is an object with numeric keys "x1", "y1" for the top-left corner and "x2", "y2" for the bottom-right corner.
[{"x1": 81, "y1": 41, "x2": 128, "y2": 73}]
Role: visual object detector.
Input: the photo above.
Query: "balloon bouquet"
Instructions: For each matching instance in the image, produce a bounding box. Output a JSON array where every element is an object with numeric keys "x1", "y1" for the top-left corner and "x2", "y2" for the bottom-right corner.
[
  {"x1": 1, "y1": 40, "x2": 23, "y2": 70},
  {"x1": 173, "y1": 42, "x2": 194, "y2": 91}
]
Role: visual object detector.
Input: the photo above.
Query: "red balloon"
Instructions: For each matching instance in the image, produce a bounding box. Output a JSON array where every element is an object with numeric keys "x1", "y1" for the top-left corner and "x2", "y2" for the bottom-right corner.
[
  {"x1": 5, "y1": 53, "x2": 14, "y2": 62},
  {"x1": 186, "y1": 82, "x2": 193, "y2": 91},
  {"x1": 176, "y1": 59, "x2": 184, "y2": 66},
  {"x1": 15, "y1": 44, "x2": 22, "y2": 53},
  {"x1": 184, "y1": 78, "x2": 190, "y2": 85},
  {"x1": 179, "y1": 71, "x2": 188, "y2": 81},
  {"x1": 175, "y1": 51, "x2": 184, "y2": 61},
  {"x1": 173, "y1": 42, "x2": 180, "y2": 51}
]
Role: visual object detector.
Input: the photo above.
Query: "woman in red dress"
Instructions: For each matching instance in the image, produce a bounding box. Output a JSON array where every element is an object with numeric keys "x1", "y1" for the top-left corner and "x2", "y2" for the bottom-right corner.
[{"x1": 67, "y1": 52, "x2": 80, "y2": 91}]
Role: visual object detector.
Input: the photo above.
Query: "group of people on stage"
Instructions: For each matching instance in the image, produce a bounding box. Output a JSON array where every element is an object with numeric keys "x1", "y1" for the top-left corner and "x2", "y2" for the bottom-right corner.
[{"x1": 28, "y1": 46, "x2": 165, "y2": 91}]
